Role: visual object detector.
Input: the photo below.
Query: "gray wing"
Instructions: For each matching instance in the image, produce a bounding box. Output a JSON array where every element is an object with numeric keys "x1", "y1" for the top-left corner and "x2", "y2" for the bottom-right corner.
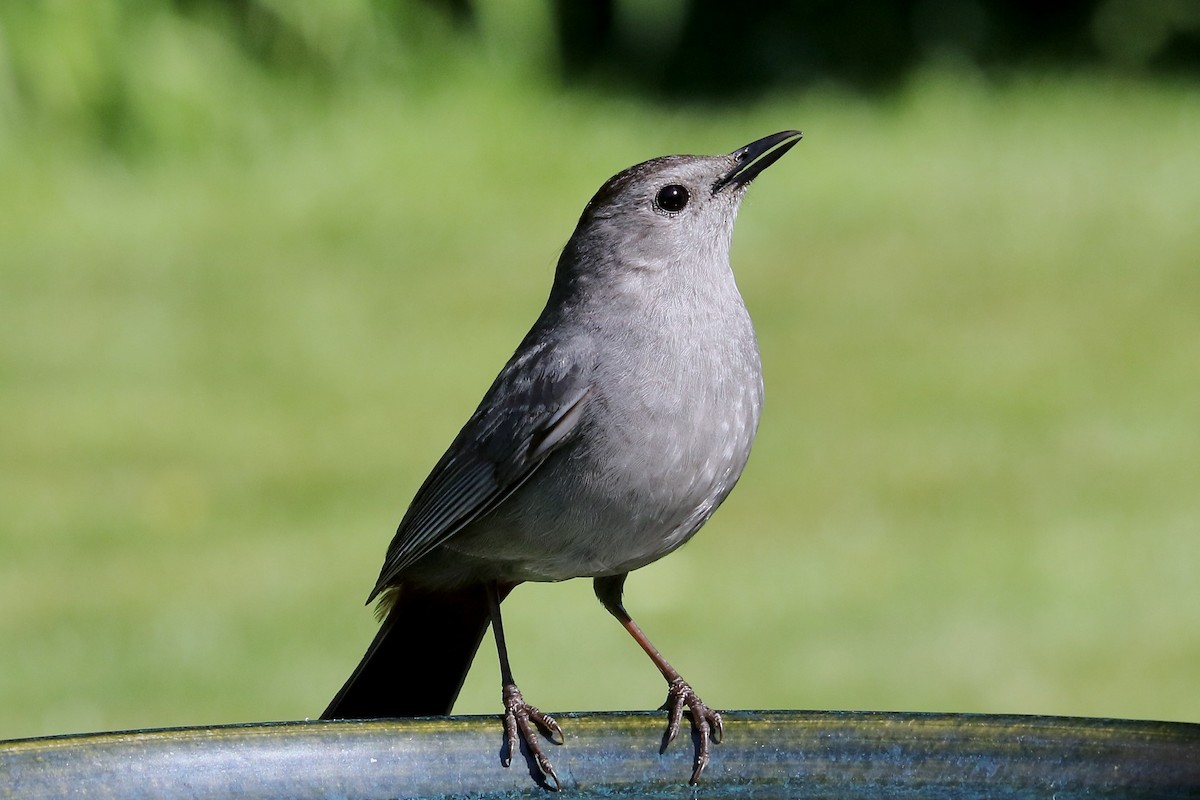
[{"x1": 368, "y1": 345, "x2": 592, "y2": 600}]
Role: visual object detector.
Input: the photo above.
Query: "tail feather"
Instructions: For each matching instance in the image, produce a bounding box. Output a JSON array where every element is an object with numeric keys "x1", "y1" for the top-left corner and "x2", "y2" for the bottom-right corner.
[{"x1": 321, "y1": 585, "x2": 497, "y2": 719}]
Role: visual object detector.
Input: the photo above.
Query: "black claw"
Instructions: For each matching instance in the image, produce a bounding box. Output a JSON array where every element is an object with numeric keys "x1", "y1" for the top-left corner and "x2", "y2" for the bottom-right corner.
[
  {"x1": 501, "y1": 683, "x2": 564, "y2": 790},
  {"x1": 660, "y1": 677, "x2": 722, "y2": 783}
]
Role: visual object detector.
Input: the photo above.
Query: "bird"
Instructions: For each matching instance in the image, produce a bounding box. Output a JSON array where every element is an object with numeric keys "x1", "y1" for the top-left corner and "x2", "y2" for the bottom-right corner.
[{"x1": 321, "y1": 130, "x2": 801, "y2": 789}]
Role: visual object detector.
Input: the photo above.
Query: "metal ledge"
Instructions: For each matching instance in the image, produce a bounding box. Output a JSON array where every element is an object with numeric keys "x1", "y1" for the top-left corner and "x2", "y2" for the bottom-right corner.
[{"x1": 2, "y1": 711, "x2": 1198, "y2": 799}]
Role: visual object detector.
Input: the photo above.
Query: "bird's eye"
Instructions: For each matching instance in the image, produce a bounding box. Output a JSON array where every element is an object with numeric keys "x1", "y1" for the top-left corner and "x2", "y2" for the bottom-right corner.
[{"x1": 654, "y1": 184, "x2": 690, "y2": 214}]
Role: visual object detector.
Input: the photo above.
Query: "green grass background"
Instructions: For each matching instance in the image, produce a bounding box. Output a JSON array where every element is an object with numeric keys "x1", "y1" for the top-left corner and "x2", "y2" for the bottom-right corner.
[{"x1": 2, "y1": 33, "x2": 1198, "y2": 741}]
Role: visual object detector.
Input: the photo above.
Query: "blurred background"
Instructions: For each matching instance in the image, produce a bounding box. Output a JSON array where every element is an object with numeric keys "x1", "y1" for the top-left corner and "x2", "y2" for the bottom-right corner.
[{"x1": 1, "y1": 0, "x2": 1198, "y2": 741}]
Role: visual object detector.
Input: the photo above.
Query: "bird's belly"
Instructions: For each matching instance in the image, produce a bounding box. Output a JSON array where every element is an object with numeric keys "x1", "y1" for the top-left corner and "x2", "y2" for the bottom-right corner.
[{"x1": 441, "y1": 376, "x2": 761, "y2": 584}]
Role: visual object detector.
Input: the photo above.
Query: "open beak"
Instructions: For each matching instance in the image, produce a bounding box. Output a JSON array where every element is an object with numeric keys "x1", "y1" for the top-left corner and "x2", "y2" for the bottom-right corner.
[{"x1": 713, "y1": 130, "x2": 802, "y2": 194}]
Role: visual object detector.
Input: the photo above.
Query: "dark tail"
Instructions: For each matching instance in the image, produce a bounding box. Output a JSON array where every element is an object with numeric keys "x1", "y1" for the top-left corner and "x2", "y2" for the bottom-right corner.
[{"x1": 321, "y1": 585, "x2": 502, "y2": 719}]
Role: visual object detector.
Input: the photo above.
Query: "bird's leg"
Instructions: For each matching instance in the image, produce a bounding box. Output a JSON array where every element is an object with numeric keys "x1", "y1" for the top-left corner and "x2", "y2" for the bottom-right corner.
[
  {"x1": 594, "y1": 574, "x2": 723, "y2": 784},
  {"x1": 486, "y1": 582, "x2": 564, "y2": 790}
]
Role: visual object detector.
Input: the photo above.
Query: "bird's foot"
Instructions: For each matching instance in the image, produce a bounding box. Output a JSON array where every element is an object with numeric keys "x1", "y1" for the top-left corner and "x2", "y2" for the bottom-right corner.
[
  {"x1": 501, "y1": 683, "x2": 564, "y2": 790},
  {"x1": 659, "y1": 677, "x2": 723, "y2": 784}
]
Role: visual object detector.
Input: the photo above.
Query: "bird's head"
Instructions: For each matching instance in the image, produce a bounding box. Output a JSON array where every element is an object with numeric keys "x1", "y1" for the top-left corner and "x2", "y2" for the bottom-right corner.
[{"x1": 559, "y1": 131, "x2": 802, "y2": 284}]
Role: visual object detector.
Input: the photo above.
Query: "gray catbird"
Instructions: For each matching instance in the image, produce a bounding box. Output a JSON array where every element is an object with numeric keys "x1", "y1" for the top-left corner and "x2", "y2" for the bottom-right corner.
[{"x1": 321, "y1": 131, "x2": 801, "y2": 789}]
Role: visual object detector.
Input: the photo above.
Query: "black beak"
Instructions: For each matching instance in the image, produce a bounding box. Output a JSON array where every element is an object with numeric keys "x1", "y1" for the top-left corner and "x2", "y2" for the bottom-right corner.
[{"x1": 713, "y1": 130, "x2": 802, "y2": 194}]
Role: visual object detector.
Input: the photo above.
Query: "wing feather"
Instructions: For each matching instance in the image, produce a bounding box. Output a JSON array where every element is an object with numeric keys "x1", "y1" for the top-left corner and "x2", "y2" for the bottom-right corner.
[{"x1": 368, "y1": 346, "x2": 592, "y2": 600}]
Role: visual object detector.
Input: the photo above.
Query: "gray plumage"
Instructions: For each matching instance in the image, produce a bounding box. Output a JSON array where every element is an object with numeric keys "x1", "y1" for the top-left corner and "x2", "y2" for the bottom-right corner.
[
  {"x1": 324, "y1": 131, "x2": 801, "y2": 789},
  {"x1": 371, "y1": 151, "x2": 776, "y2": 597}
]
